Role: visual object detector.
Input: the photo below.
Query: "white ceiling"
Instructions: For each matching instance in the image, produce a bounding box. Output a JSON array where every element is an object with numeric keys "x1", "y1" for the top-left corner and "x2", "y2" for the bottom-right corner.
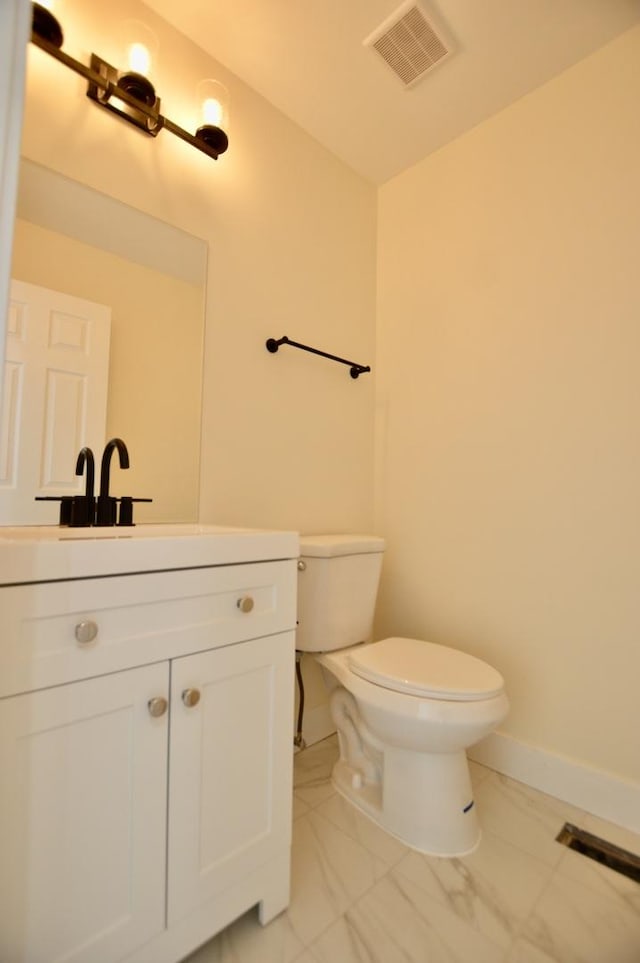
[{"x1": 143, "y1": 0, "x2": 640, "y2": 184}]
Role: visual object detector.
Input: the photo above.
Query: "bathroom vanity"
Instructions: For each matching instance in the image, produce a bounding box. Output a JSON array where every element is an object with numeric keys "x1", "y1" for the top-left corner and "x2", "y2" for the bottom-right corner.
[{"x1": 0, "y1": 524, "x2": 298, "y2": 963}]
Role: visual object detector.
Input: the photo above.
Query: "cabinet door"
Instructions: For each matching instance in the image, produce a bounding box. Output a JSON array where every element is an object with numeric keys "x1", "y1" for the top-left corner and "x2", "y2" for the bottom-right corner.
[
  {"x1": 168, "y1": 632, "x2": 294, "y2": 925},
  {"x1": 0, "y1": 662, "x2": 169, "y2": 963}
]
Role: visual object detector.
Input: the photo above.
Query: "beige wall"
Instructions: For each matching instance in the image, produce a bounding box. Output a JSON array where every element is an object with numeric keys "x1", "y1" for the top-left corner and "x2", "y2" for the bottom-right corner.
[
  {"x1": 17, "y1": 1, "x2": 639, "y2": 782},
  {"x1": 376, "y1": 27, "x2": 640, "y2": 784},
  {"x1": 11, "y1": 219, "x2": 203, "y2": 522},
  {"x1": 18, "y1": 0, "x2": 376, "y2": 536}
]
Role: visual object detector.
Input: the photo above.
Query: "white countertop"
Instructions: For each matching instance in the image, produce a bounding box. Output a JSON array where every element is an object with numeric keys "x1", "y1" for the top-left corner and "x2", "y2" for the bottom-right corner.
[{"x1": 0, "y1": 524, "x2": 300, "y2": 585}]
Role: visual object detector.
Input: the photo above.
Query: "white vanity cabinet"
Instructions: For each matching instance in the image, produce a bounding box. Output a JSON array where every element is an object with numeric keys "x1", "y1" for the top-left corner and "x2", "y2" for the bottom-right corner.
[{"x1": 0, "y1": 526, "x2": 298, "y2": 963}]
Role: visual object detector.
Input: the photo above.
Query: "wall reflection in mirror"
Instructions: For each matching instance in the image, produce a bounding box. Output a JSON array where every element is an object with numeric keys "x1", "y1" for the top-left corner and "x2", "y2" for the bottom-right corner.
[{"x1": 2, "y1": 159, "x2": 207, "y2": 526}]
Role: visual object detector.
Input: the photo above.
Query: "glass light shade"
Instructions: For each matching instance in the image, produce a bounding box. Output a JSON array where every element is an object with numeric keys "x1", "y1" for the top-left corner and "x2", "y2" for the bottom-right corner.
[
  {"x1": 196, "y1": 80, "x2": 229, "y2": 133},
  {"x1": 117, "y1": 21, "x2": 159, "y2": 81}
]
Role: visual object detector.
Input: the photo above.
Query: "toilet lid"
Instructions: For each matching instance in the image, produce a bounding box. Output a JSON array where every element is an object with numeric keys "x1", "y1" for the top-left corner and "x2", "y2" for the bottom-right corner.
[{"x1": 348, "y1": 637, "x2": 505, "y2": 702}]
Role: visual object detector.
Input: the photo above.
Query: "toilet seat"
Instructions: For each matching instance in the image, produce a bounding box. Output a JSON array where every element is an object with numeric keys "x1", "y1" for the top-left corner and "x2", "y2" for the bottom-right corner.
[{"x1": 348, "y1": 637, "x2": 505, "y2": 702}]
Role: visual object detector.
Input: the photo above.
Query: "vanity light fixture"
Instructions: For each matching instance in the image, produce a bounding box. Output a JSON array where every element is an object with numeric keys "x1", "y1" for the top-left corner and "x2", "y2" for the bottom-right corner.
[{"x1": 29, "y1": 2, "x2": 229, "y2": 160}]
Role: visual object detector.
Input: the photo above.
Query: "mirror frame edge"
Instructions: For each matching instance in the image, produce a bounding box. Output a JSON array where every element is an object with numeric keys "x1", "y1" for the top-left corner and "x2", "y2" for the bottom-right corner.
[{"x1": 0, "y1": 0, "x2": 30, "y2": 404}]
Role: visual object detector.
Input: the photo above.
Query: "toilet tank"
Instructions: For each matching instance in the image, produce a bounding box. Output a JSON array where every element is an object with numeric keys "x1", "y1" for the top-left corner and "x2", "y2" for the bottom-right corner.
[{"x1": 296, "y1": 535, "x2": 385, "y2": 652}]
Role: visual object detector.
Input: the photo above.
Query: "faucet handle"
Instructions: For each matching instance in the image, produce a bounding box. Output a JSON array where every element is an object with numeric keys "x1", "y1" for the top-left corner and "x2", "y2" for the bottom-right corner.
[
  {"x1": 117, "y1": 497, "x2": 153, "y2": 526},
  {"x1": 34, "y1": 495, "x2": 74, "y2": 525}
]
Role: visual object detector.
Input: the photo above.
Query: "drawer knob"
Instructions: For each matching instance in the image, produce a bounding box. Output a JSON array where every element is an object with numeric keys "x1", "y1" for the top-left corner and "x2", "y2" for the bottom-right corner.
[
  {"x1": 237, "y1": 596, "x2": 254, "y2": 614},
  {"x1": 182, "y1": 688, "x2": 201, "y2": 708},
  {"x1": 74, "y1": 619, "x2": 98, "y2": 644},
  {"x1": 148, "y1": 696, "x2": 168, "y2": 718}
]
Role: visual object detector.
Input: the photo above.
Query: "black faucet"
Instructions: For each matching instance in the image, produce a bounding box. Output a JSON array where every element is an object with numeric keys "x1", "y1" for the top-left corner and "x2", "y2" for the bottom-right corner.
[
  {"x1": 72, "y1": 447, "x2": 96, "y2": 526},
  {"x1": 96, "y1": 438, "x2": 130, "y2": 526},
  {"x1": 76, "y1": 447, "x2": 95, "y2": 500}
]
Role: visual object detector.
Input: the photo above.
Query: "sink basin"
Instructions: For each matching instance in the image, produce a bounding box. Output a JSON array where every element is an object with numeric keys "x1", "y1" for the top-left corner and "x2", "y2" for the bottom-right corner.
[{"x1": 0, "y1": 523, "x2": 299, "y2": 584}]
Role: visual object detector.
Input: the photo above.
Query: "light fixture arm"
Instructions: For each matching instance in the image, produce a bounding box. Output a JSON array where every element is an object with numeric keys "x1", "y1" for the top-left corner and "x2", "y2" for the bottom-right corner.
[{"x1": 30, "y1": 18, "x2": 228, "y2": 160}]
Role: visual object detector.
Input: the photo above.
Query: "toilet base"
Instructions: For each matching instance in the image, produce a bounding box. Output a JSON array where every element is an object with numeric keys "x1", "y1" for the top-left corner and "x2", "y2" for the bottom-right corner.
[{"x1": 332, "y1": 746, "x2": 481, "y2": 857}]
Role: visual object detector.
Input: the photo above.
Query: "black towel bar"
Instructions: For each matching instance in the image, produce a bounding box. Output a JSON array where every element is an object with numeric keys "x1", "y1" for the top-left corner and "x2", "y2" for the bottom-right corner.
[{"x1": 265, "y1": 336, "x2": 370, "y2": 379}]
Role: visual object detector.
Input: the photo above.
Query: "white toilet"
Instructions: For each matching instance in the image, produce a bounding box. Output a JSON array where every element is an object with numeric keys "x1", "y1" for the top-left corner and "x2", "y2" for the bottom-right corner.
[{"x1": 296, "y1": 534, "x2": 509, "y2": 856}]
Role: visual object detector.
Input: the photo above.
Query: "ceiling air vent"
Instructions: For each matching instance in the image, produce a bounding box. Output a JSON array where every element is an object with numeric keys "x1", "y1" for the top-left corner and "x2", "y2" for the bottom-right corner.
[{"x1": 364, "y1": 1, "x2": 451, "y2": 88}]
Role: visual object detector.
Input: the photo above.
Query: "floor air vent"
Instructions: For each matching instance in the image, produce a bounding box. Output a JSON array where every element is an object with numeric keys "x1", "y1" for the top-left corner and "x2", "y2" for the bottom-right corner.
[
  {"x1": 364, "y1": 1, "x2": 451, "y2": 88},
  {"x1": 556, "y1": 823, "x2": 640, "y2": 883}
]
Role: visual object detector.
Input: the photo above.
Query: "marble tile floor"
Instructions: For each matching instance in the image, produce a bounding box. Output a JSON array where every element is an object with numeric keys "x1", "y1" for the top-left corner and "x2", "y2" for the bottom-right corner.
[{"x1": 185, "y1": 735, "x2": 640, "y2": 963}]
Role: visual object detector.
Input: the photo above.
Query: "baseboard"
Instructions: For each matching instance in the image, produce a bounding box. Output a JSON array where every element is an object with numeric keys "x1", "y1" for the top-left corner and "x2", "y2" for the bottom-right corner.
[
  {"x1": 299, "y1": 703, "x2": 335, "y2": 748},
  {"x1": 469, "y1": 731, "x2": 640, "y2": 835}
]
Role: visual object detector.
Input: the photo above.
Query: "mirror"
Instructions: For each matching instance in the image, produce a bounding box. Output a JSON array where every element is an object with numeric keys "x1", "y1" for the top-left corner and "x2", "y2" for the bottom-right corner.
[{"x1": 6, "y1": 158, "x2": 207, "y2": 525}]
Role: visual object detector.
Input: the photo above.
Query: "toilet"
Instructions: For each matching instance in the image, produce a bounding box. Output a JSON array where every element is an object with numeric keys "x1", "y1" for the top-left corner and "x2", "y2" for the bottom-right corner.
[{"x1": 296, "y1": 534, "x2": 509, "y2": 856}]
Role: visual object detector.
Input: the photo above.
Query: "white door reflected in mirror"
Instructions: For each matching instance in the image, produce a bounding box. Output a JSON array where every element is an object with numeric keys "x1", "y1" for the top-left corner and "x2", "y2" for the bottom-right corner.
[{"x1": 1, "y1": 280, "x2": 110, "y2": 525}]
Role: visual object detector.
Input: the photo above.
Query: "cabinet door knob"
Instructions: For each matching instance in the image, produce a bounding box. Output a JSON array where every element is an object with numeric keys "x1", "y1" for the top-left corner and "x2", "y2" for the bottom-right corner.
[
  {"x1": 148, "y1": 696, "x2": 168, "y2": 718},
  {"x1": 237, "y1": 595, "x2": 254, "y2": 613},
  {"x1": 182, "y1": 688, "x2": 201, "y2": 708},
  {"x1": 74, "y1": 619, "x2": 98, "y2": 644}
]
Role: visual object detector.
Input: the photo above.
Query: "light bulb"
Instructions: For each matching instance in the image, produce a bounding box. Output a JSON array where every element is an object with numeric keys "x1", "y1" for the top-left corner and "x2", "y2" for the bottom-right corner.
[
  {"x1": 202, "y1": 97, "x2": 223, "y2": 128},
  {"x1": 128, "y1": 41, "x2": 151, "y2": 76}
]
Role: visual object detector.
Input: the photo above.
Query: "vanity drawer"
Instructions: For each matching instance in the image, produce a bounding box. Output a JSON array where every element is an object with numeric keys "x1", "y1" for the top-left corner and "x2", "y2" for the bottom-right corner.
[{"x1": 0, "y1": 560, "x2": 296, "y2": 698}]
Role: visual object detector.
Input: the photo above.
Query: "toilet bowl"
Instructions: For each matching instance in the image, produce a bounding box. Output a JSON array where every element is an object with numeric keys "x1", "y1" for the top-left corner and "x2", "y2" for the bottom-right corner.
[
  {"x1": 297, "y1": 535, "x2": 509, "y2": 856},
  {"x1": 317, "y1": 639, "x2": 508, "y2": 855}
]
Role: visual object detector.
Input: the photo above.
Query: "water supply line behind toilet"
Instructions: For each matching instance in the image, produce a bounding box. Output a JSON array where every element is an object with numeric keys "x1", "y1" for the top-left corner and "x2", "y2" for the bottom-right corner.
[
  {"x1": 294, "y1": 556, "x2": 307, "y2": 750},
  {"x1": 294, "y1": 651, "x2": 306, "y2": 750}
]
